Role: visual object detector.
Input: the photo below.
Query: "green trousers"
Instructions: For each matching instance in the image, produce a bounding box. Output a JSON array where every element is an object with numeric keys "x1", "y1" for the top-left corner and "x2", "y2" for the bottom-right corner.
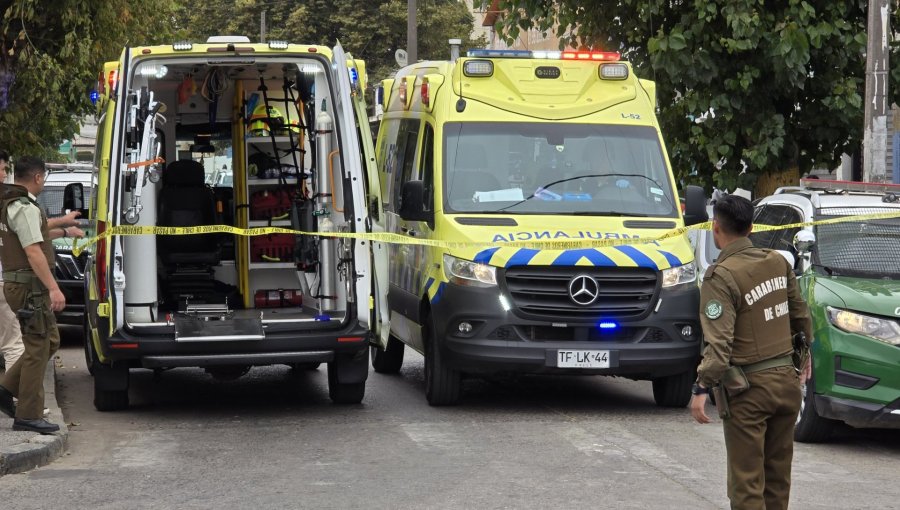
[
  {"x1": 0, "y1": 281, "x2": 60, "y2": 420},
  {"x1": 723, "y1": 365, "x2": 801, "y2": 510}
]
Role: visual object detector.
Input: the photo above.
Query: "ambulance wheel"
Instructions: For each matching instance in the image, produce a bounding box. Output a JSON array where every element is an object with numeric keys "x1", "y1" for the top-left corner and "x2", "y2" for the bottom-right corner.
[
  {"x1": 794, "y1": 374, "x2": 835, "y2": 443},
  {"x1": 83, "y1": 325, "x2": 97, "y2": 376},
  {"x1": 327, "y1": 352, "x2": 367, "y2": 404},
  {"x1": 424, "y1": 316, "x2": 461, "y2": 406},
  {"x1": 93, "y1": 362, "x2": 129, "y2": 412},
  {"x1": 652, "y1": 369, "x2": 694, "y2": 408},
  {"x1": 371, "y1": 335, "x2": 405, "y2": 374}
]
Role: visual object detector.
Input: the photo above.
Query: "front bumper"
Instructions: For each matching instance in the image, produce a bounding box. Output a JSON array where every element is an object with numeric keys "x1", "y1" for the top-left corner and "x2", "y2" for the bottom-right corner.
[
  {"x1": 431, "y1": 281, "x2": 701, "y2": 379},
  {"x1": 815, "y1": 394, "x2": 900, "y2": 429}
]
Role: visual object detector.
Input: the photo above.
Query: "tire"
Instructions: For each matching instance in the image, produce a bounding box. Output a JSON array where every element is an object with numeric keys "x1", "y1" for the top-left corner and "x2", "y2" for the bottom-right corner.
[
  {"x1": 652, "y1": 369, "x2": 694, "y2": 408},
  {"x1": 371, "y1": 335, "x2": 405, "y2": 374},
  {"x1": 93, "y1": 361, "x2": 129, "y2": 412},
  {"x1": 83, "y1": 327, "x2": 97, "y2": 376},
  {"x1": 424, "y1": 316, "x2": 461, "y2": 406},
  {"x1": 327, "y1": 356, "x2": 366, "y2": 404},
  {"x1": 794, "y1": 374, "x2": 836, "y2": 443},
  {"x1": 94, "y1": 388, "x2": 129, "y2": 412}
]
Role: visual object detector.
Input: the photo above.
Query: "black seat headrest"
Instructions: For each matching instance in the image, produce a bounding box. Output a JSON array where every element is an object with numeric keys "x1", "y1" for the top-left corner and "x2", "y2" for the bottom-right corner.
[{"x1": 164, "y1": 160, "x2": 206, "y2": 186}]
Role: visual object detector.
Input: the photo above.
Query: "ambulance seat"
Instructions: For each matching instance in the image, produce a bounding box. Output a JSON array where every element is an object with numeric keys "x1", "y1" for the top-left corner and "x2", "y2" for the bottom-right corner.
[
  {"x1": 447, "y1": 145, "x2": 501, "y2": 202},
  {"x1": 157, "y1": 160, "x2": 220, "y2": 267}
]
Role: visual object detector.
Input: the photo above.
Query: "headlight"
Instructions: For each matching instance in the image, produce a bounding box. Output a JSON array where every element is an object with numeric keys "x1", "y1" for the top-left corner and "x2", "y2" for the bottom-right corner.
[
  {"x1": 443, "y1": 254, "x2": 497, "y2": 287},
  {"x1": 827, "y1": 306, "x2": 900, "y2": 345},
  {"x1": 661, "y1": 263, "x2": 696, "y2": 287}
]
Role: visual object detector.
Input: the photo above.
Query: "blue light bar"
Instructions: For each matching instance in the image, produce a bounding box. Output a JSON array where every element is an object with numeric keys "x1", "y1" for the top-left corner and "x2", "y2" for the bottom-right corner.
[
  {"x1": 89, "y1": 90, "x2": 100, "y2": 105},
  {"x1": 466, "y1": 49, "x2": 532, "y2": 58},
  {"x1": 598, "y1": 321, "x2": 618, "y2": 330}
]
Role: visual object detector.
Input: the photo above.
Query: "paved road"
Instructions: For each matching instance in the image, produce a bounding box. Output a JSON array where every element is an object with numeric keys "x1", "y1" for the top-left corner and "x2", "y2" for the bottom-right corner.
[{"x1": 1, "y1": 330, "x2": 898, "y2": 509}]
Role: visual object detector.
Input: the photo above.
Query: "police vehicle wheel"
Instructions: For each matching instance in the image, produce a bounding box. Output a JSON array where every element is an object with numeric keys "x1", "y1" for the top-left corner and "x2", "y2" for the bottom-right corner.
[
  {"x1": 794, "y1": 375, "x2": 835, "y2": 443},
  {"x1": 652, "y1": 369, "x2": 694, "y2": 408},
  {"x1": 424, "y1": 317, "x2": 461, "y2": 406},
  {"x1": 371, "y1": 335, "x2": 405, "y2": 374}
]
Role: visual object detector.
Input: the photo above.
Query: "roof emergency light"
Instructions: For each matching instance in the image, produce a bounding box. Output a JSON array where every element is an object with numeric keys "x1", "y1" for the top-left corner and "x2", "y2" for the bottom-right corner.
[
  {"x1": 532, "y1": 50, "x2": 562, "y2": 60},
  {"x1": 107, "y1": 70, "x2": 119, "y2": 94},
  {"x1": 562, "y1": 51, "x2": 620, "y2": 61},
  {"x1": 173, "y1": 41, "x2": 193, "y2": 51},
  {"x1": 463, "y1": 60, "x2": 493, "y2": 77},
  {"x1": 268, "y1": 40, "x2": 289, "y2": 50},
  {"x1": 421, "y1": 78, "x2": 430, "y2": 107},
  {"x1": 801, "y1": 178, "x2": 900, "y2": 195},
  {"x1": 600, "y1": 63, "x2": 628, "y2": 80},
  {"x1": 467, "y1": 49, "x2": 531, "y2": 58}
]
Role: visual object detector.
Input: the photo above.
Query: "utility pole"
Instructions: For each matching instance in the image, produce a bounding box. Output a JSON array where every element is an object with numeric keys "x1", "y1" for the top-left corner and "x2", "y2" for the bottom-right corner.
[
  {"x1": 408, "y1": 0, "x2": 418, "y2": 64},
  {"x1": 863, "y1": 0, "x2": 891, "y2": 182},
  {"x1": 260, "y1": 10, "x2": 267, "y2": 43}
]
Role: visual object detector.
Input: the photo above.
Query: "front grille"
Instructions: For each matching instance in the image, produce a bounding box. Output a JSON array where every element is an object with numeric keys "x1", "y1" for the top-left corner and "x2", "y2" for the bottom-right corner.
[
  {"x1": 504, "y1": 266, "x2": 658, "y2": 321},
  {"x1": 516, "y1": 325, "x2": 641, "y2": 343}
]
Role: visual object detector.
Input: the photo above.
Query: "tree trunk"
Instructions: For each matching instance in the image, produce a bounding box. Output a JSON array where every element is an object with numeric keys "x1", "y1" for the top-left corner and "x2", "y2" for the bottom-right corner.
[{"x1": 754, "y1": 166, "x2": 800, "y2": 199}]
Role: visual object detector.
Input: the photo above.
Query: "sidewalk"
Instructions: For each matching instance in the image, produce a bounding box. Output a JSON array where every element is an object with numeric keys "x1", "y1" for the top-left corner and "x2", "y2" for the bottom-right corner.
[{"x1": 0, "y1": 360, "x2": 68, "y2": 476}]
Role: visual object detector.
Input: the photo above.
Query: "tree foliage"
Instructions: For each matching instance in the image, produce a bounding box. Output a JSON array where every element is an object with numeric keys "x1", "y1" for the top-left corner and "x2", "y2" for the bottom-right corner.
[
  {"x1": 487, "y1": 0, "x2": 900, "y2": 191},
  {"x1": 0, "y1": 0, "x2": 178, "y2": 158},
  {"x1": 174, "y1": 0, "x2": 486, "y2": 85}
]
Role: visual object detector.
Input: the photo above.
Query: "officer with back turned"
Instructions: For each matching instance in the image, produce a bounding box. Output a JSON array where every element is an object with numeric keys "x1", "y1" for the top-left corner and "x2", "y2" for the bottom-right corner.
[
  {"x1": 689, "y1": 194, "x2": 813, "y2": 509},
  {"x1": 0, "y1": 156, "x2": 83, "y2": 433}
]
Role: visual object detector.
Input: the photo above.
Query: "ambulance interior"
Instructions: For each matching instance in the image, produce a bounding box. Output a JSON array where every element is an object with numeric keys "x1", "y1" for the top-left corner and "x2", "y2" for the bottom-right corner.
[{"x1": 119, "y1": 57, "x2": 353, "y2": 331}]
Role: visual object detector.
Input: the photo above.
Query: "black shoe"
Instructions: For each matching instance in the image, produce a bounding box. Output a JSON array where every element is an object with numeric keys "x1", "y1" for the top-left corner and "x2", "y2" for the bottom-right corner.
[
  {"x1": 0, "y1": 385, "x2": 15, "y2": 419},
  {"x1": 13, "y1": 418, "x2": 60, "y2": 434}
]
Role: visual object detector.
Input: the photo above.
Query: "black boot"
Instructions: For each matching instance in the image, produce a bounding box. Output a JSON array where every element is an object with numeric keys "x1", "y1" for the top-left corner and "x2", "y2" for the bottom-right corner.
[{"x1": 12, "y1": 418, "x2": 60, "y2": 434}]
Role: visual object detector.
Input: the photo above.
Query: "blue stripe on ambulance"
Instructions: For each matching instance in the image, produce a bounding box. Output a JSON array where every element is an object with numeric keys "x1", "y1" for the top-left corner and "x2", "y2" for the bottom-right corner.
[
  {"x1": 505, "y1": 248, "x2": 540, "y2": 267},
  {"x1": 474, "y1": 247, "x2": 500, "y2": 264},
  {"x1": 431, "y1": 282, "x2": 446, "y2": 304},
  {"x1": 552, "y1": 249, "x2": 616, "y2": 267},
  {"x1": 424, "y1": 277, "x2": 435, "y2": 294},
  {"x1": 656, "y1": 250, "x2": 682, "y2": 267},
  {"x1": 613, "y1": 246, "x2": 658, "y2": 270}
]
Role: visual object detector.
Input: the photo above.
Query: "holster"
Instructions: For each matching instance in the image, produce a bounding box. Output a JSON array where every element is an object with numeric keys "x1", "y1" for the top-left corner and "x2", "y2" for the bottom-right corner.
[
  {"x1": 792, "y1": 332, "x2": 811, "y2": 371},
  {"x1": 721, "y1": 365, "x2": 750, "y2": 398},
  {"x1": 712, "y1": 385, "x2": 731, "y2": 419}
]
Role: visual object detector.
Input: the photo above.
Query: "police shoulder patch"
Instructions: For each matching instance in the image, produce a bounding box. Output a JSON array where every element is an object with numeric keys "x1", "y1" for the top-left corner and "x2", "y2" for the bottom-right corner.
[{"x1": 705, "y1": 299, "x2": 723, "y2": 320}]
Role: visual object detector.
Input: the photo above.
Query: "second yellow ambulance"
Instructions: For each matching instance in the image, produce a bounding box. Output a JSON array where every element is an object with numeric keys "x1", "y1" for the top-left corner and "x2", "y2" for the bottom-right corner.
[{"x1": 371, "y1": 49, "x2": 708, "y2": 406}]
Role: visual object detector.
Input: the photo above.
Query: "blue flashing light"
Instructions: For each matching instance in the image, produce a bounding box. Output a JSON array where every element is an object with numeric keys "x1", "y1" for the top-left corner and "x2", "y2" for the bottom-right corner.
[
  {"x1": 349, "y1": 67, "x2": 359, "y2": 84},
  {"x1": 466, "y1": 49, "x2": 532, "y2": 58},
  {"x1": 598, "y1": 321, "x2": 619, "y2": 330},
  {"x1": 89, "y1": 90, "x2": 100, "y2": 105}
]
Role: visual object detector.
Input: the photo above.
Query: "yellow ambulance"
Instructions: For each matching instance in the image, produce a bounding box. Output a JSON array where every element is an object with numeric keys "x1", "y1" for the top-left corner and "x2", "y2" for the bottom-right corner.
[
  {"x1": 371, "y1": 49, "x2": 708, "y2": 406},
  {"x1": 74, "y1": 36, "x2": 384, "y2": 410}
]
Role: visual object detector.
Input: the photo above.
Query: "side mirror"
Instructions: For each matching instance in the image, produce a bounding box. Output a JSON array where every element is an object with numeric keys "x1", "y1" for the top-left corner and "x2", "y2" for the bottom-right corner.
[
  {"x1": 775, "y1": 249, "x2": 796, "y2": 270},
  {"x1": 683, "y1": 185, "x2": 709, "y2": 226},
  {"x1": 398, "y1": 180, "x2": 432, "y2": 223},
  {"x1": 63, "y1": 182, "x2": 87, "y2": 217},
  {"x1": 793, "y1": 230, "x2": 816, "y2": 255}
]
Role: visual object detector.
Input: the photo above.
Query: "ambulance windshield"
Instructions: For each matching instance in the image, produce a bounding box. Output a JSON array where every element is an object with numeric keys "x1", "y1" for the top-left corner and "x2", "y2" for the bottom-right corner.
[{"x1": 443, "y1": 123, "x2": 677, "y2": 217}]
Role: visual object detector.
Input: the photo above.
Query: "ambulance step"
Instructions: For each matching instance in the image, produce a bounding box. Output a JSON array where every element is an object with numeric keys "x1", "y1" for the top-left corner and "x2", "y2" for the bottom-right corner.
[{"x1": 174, "y1": 315, "x2": 265, "y2": 342}]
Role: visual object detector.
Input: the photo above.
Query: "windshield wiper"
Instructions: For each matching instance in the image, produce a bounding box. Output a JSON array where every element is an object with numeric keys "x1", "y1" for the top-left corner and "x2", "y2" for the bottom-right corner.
[
  {"x1": 492, "y1": 172, "x2": 676, "y2": 213},
  {"x1": 570, "y1": 211, "x2": 650, "y2": 217}
]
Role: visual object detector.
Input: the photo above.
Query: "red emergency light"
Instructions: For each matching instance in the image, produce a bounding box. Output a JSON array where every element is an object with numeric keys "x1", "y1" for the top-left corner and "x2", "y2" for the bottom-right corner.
[{"x1": 561, "y1": 51, "x2": 620, "y2": 61}]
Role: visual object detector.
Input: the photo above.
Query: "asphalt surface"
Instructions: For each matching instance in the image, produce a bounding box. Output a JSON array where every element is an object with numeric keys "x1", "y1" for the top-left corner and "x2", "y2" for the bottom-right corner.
[{"x1": 1, "y1": 332, "x2": 898, "y2": 509}]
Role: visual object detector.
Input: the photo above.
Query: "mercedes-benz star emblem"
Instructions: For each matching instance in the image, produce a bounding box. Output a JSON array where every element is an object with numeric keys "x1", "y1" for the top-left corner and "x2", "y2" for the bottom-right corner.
[{"x1": 568, "y1": 275, "x2": 599, "y2": 306}]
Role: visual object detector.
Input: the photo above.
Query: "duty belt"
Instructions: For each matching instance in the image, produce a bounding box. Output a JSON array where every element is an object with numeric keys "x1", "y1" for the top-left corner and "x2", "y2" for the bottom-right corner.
[
  {"x1": 739, "y1": 354, "x2": 794, "y2": 375},
  {"x1": 2, "y1": 270, "x2": 46, "y2": 293}
]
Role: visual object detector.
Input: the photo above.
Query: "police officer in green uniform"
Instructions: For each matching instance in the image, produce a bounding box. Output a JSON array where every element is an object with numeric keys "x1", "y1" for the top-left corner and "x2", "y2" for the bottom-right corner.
[
  {"x1": 690, "y1": 195, "x2": 812, "y2": 510},
  {"x1": 0, "y1": 157, "x2": 83, "y2": 433}
]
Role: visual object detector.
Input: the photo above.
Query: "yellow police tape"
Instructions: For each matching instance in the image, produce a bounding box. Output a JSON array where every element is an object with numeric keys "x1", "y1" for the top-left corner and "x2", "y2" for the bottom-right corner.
[{"x1": 70, "y1": 210, "x2": 900, "y2": 257}]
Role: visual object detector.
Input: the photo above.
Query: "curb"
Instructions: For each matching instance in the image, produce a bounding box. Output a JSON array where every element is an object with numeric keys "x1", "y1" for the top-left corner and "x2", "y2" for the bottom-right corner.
[{"x1": 0, "y1": 359, "x2": 69, "y2": 476}]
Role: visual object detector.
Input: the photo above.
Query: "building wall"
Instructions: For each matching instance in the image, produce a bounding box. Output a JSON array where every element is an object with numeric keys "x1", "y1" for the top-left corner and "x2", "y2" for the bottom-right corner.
[{"x1": 471, "y1": 0, "x2": 567, "y2": 51}]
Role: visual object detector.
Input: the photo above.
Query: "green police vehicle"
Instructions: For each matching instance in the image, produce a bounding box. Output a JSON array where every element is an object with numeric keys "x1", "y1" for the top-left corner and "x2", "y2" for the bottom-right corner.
[{"x1": 752, "y1": 178, "x2": 900, "y2": 442}]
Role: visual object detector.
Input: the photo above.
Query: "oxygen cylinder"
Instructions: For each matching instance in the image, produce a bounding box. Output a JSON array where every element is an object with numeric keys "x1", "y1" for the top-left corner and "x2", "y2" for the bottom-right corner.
[
  {"x1": 316, "y1": 99, "x2": 337, "y2": 313},
  {"x1": 318, "y1": 216, "x2": 336, "y2": 313},
  {"x1": 124, "y1": 180, "x2": 158, "y2": 323}
]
